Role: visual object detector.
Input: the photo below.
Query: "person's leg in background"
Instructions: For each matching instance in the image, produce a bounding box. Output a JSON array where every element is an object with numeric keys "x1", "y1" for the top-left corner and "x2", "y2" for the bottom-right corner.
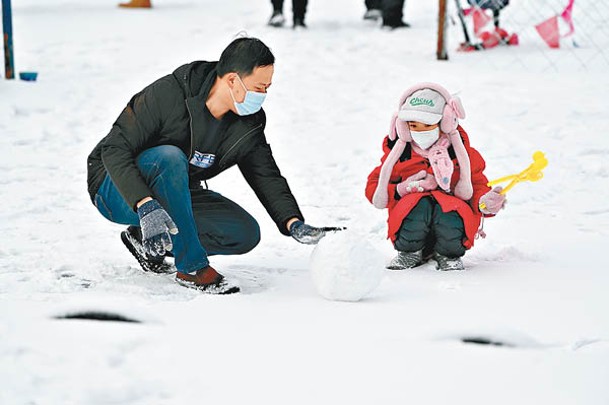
[
  {"x1": 292, "y1": 0, "x2": 308, "y2": 28},
  {"x1": 381, "y1": 0, "x2": 409, "y2": 29},
  {"x1": 268, "y1": 0, "x2": 286, "y2": 27},
  {"x1": 364, "y1": 0, "x2": 382, "y2": 21}
]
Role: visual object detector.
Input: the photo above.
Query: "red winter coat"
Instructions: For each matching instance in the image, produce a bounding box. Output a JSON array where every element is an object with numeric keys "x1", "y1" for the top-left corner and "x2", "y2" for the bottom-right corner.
[{"x1": 365, "y1": 126, "x2": 491, "y2": 250}]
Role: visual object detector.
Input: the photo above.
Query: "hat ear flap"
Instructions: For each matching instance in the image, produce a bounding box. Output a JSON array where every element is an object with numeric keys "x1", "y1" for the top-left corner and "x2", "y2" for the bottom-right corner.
[
  {"x1": 395, "y1": 119, "x2": 411, "y2": 141},
  {"x1": 390, "y1": 113, "x2": 412, "y2": 142},
  {"x1": 450, "y1": 97, "x2": 466, "y2": 119},
  {"x1": 372, "y1": 139, "x2": 407, "y2": 209},
  {"x1": 440, "y1": 97, "x2": 466, "y2": 133},
  {"x1": 440, "y1": 103, "x2": 458, "y2": 133},
  {"x1": 389, "y1": 113, "x2": 398, "y2": 141}
]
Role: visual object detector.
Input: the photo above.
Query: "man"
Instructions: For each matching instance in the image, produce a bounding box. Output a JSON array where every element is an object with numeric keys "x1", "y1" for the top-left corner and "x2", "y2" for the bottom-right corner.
[{"x1": 87, "y1": 37, "x2": 337, "y2": 294}]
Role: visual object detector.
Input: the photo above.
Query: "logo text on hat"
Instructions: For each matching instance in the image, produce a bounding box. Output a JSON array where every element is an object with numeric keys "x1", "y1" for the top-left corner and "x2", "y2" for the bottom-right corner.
[{"x1": 410, "y1": 97, "x2": 435, "y2": 107}]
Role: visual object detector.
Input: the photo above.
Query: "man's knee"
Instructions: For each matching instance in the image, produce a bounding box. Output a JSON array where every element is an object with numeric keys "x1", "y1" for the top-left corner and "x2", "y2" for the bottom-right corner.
[
  {"x1": 234, "y1": 215, "x2": 261, "y2": 254},
  {"x1": 136, "y1": 145, "x2": 188, "y2": 179},
  {"x1": 202, "y1": 213, "x2": 261, "y2": 255}
]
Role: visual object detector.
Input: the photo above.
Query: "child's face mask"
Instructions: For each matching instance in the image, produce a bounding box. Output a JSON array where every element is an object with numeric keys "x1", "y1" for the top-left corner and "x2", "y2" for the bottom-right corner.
[{"x1": 411, "y1": 127, "x2": 440, "y2": 150}]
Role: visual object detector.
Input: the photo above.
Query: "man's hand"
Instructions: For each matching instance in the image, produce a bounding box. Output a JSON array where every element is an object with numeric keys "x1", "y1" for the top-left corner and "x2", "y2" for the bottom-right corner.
[
  {"x1": 137, "y1": 199, "x2": 179, "y2": 256},
  {"x1": 289, "y1": 220, "x2": 345, "y2": 245}
]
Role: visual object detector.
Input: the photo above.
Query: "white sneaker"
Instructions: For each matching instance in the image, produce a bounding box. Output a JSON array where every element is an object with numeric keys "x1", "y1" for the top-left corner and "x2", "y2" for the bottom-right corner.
[
  {"x1": 363, "y1": 9, "x2": 382, "y2": 21},
  {"x1": 268, "y1": 11, "x2": 285, "y2": 27}
]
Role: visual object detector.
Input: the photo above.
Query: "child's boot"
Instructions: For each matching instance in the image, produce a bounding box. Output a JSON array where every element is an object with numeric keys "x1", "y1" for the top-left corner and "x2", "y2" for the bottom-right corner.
[
  {"x1": 434, "y1": 253, "x2": 465, "y2": 271},
  {"x1": 387, "y1": 249, "x2": 423, "y2": 270}
]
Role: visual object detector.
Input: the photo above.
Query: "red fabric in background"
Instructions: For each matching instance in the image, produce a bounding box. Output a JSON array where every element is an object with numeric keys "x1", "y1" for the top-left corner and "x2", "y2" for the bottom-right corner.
[{"x1": 535, "y1": 15, "x2": 560, "y2": 48}]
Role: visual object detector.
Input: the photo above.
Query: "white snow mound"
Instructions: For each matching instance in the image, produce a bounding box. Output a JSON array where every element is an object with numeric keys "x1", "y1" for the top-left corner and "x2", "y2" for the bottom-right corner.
[{"x1": 310, "y1": 231, "x2": 385, "y2": 302}]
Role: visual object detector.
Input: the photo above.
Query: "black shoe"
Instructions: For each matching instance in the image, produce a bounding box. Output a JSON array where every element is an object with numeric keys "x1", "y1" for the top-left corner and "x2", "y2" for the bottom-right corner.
[
  {"x1": 382, "y1": 20, "x2": 411, "y2": 29},
  {"x1": 293, "y1": 17, "x2": 307, "y2": 29},
  {"x1": 121, "y1": 226, "x2": 175, "y2": 273}
]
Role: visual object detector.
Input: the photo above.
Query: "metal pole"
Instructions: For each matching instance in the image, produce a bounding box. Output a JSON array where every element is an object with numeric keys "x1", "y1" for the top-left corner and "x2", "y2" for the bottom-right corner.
[
  {"x1": 437, "y1": 0, "x2": 449, "y2": 60},
  {"x1": 454, "y1": 0, "x2": 473, "y2": 45},
  {"x1": 2, "y1": 0, "x2": 15, "y2": 79}
]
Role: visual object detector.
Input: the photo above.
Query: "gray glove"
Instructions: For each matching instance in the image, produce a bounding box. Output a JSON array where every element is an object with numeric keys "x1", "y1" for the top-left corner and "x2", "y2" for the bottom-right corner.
[
  {"x1": 137, "y1": 199, "x2": 179, "y2": 256},
  {"x1": 289, "y1": 220, "x2": 345, "y2": 245}
]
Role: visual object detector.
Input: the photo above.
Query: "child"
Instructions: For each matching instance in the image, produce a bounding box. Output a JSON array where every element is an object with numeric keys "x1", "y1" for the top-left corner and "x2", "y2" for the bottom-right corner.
[{"x1": 365, "y1": 82, "x2": 505, "y2": 270}]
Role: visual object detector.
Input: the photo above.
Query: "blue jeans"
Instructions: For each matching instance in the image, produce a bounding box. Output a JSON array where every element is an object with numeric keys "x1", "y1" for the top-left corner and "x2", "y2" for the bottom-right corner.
[{"x1": 94, "y1": 145, "x2": 261, "y2": 274}]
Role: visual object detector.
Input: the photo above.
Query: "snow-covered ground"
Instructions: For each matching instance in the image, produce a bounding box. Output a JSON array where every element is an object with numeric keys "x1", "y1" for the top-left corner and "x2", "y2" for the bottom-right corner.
[{"x1": 1, "y1": 0, "x2": 608, "y2": 403}]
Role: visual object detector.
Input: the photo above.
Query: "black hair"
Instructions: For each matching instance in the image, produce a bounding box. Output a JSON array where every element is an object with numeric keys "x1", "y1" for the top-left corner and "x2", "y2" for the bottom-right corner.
[{"x1": 216, "y1": 37, "x2": 275, "y2": 78}]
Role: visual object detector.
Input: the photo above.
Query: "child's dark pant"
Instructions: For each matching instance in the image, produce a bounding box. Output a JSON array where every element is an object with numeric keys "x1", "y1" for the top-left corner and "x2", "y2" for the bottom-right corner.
[{"x1": 393, "y1": 197, "x2": 466, "y2": 258}]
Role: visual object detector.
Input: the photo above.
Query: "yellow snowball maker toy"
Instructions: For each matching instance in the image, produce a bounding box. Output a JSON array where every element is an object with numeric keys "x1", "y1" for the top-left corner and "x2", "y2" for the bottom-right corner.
[{"x1": 479, "y1": 151, "x2": 548, "y2": 211}]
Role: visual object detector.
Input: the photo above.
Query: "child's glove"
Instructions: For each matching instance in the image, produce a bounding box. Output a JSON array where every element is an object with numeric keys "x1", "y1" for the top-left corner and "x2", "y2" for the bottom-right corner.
[
  {"x1": 479, "y1": 186, "x2": 507, "y2": 215},
  {"x1": 397, "y1": 170, "x2": 438, "y2": 196}
]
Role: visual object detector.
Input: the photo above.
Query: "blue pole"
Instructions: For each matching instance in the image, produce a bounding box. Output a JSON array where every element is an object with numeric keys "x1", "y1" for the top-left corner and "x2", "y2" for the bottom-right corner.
[{"x1": 2, "y1": 0, "x2": 15, "y2": 79}]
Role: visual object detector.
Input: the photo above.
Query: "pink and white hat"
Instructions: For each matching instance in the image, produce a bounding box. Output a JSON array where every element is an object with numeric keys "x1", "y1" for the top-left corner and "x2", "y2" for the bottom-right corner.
[{"x1": 398, "y1": 88, "x2": 446, "y2": 125}]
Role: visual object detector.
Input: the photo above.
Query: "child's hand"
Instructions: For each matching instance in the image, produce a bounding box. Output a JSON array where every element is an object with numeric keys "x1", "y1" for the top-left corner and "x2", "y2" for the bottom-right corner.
[
  {"x1": 397, "y1": 170, "x2": 438, "y2": 196},
  {"x1": 479, "y1": 187, "x2": 507, "y2": 215}
]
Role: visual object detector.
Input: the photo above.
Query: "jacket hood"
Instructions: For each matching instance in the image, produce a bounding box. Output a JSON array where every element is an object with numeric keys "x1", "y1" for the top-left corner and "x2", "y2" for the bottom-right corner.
[{"x1": 173, "y1": 61, "x2": 218, "y2": 98}]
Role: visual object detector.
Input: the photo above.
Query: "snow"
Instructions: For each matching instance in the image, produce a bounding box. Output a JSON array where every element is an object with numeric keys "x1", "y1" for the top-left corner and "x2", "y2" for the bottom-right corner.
[
  {"x1": 310, "y1": 230, "x2": 384, "y2": 301},
  {"x1": 1, "y1": 0, "x2": 609, "y2": 404}
]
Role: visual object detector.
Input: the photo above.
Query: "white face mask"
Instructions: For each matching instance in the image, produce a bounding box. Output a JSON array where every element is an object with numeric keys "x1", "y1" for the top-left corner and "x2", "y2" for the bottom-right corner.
[{"x1": 411, "y1": 127, "x2": 440, "y2": 150}]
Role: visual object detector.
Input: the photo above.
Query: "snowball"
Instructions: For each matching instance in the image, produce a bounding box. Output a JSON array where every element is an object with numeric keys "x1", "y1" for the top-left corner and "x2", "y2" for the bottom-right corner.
[{"x1": 310, "y1": 231, "x2": 385, "y2": 302}]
